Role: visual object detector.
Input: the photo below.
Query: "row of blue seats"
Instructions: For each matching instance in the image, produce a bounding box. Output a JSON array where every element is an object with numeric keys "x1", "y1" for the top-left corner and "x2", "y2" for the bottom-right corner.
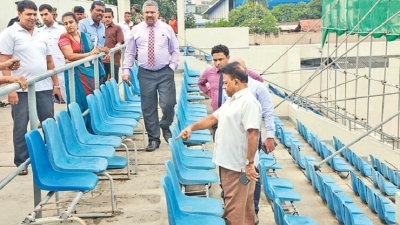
[
  {"x1": 297, "y1": 120, "x2": 376, "y2": 224},
  {"x1": 23, "y1": 77, "x2": 149, "y2": 221},
  {"x1": 350, "y1": 171, "x2": 396, "y2": 224},
  {"x1": 333, "y1": 137, "x2": 372, "y2": 177},
  {"x1": 334, "y1": 136, "x2": 400, "y2": 196},
  {"x1": 370, "y1": 154, "x2": 400, "y2": 189},
  {"x1": 268, "y1": 84, "x2": 324, "y2": 117},
  {"x1": 298, "y1": 119, "x2": 397, "y2": 224},
  {"x1": 161, "y1": 61, "x2": 225, "y2": 224}
]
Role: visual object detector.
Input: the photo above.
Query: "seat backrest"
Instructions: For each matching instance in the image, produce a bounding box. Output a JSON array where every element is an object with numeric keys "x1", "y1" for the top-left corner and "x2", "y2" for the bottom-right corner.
[
  {"x1": 92, "y1": 90, "x2": 112, "y2": 121},
  {"x1": 333, "y1": 192, "x2": 346, "y2": 224},
  {"x1": 365, "y1": 185, "x2": 377, "y2": 212},
  {"x1": 377, "y1": 172, "x2": 387, "y2": 193},
  {"x1": 333, "y1": 136, "x2": 339, "y2": 151},
  {"x1": 68, "y1": 102, "x2": 90, "y2": 139},
  {"x1": 56, "y1": 110, "x2": 82, "y2": 153},
  {"x1": 350, "y1": 170, "x2": 359, "y2": 194},
  {"x1": 165, "y1": 160, "x2": 184, "y2": 202},
  {"x1": 86, "y1": 94, "x2": 103, "y2": 133},
  {"x1": 168, "y1": 139, "x2": 186, "y2": 177},
  {"x1": 369, "y1": 154, "x2": 376, "y2": 167},
  {"x1": 343, "y1": 204, "x2": 355, "y2": 225},
  {"x1": 305, "y1": 158, "x2": 313, "y2": 182},
  {"x1": 273, "y1": 198, "x2": 284, "y2": 225},
  {"x1": 25, "y1": 130, "x2": 54, "y2": 190},
  {"x1": 375, "y1": 194, "x2": 387, "y2": 222},
  {"x1": 42, "y1": 119, "x2": 74, "y2": 171},
  {"x1": 358, "y1": 177, "x2": 368, "y2": 203},
  {"x1": 387, "y1": 168, "x2": 396, "y2": 184},
  {"x1": 130, "y1": 61, "x2": 140, "y2": 95},
  {"x1": 324, "y1": 182, "x2": 335, "y2": 212},
  {"x1": 381, "y1": 163, "x2": 389, "y2": 178},
  {"x1": 123, "y1": 81, "x2": 137, "y2": 102},
  {"x1": 375, "y1": 158, "x2": 383, "y2": 173},
  {"x1": 315, "y1": 173, "x2": 326, "y2": 199},
  {"x1": 259, "y1": 162, "x2": 271, "y2": 198},
  {"x1": 161, "y1": 175, "x2": 181, "y2": 225},
  {"x1": 371, "y1": 169, "x2": 379, "y2": 187}
]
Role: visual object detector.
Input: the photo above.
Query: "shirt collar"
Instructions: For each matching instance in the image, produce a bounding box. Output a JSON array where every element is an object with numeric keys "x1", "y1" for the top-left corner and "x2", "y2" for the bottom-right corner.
[
  {"x1": 43, "y1": 21, "x2": 58, "y2": 30},
  {"x1": 15, "y1": 22, "x2": 39, "y2": 35},
  {"x1": 147, "y1": 20, "x2": 159, "y2": 28},
  {"x1": 232, "y1": 88, "x2": 250, "y2": 100}
]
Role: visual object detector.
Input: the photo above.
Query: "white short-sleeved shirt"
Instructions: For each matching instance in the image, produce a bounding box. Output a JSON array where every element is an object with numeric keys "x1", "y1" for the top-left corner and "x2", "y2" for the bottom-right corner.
[
  {"x1": 117, "y1": 21, "x2": 133, "y2": 45},
  {"x1": 40, "y1": 23, "x2": 66, "y2": 70},
  {"x1": 213, "y1": 88, "x2": 262, "y2": 172},
  {"x1": 0, "y1": 23, "x2": 52, "y2": 92}
]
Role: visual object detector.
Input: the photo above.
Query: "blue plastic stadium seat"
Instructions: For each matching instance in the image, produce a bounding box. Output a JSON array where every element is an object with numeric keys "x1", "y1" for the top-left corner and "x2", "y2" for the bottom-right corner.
[
  {"x1": 376, "y1": 194, "x2": 396, "y2": 224},
  {"x1": 161, "y1": 176, "x2": 225, "y2": 225},
  {"x1": 273, "y1": 197, "x2": 317, "y2": 225},
  {"x1": 169, "y1": 138, "x2": 215, "y2": 170},
  {"x1": 343, "y1": 204, "x2": 374, "y2": 225}
]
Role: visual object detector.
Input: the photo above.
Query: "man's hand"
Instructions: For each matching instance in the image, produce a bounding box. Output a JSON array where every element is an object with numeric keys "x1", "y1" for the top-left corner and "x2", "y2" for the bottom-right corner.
[
  {"x1": 2, "y1": 58, "x2": 20, "y2": 71},
  {"x1": 103, "y1": 54, "x2": 110, "y2": 61},
  {"x1": 122, "y1": 74, "x2": 131, "y2": 84},
  {"x1": 11, "y1": 76, "x2": 28, "y2": 90},
  {"x1": 245, "y1": 165, "x2": 259, "y2": 182},
  {"x1": 8, "y1": 91, "x2": 18, "y2": 105},
  {"x1": 100, "y1": 46, "x2": 110, "y2": 54},
  {"x1": 263, "y1": 138, "x2": 276, "y2": 154},
  {"x1": 175, "y1": 126, "x2": 192, "y2": 140},
  {"x1": 53, "y1": 87, "x2": 62, "y2": 102}
]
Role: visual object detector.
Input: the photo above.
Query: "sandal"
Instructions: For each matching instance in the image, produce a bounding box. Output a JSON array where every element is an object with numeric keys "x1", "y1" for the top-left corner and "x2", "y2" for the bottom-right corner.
[{"x1": 19, "y1": 169, "x2": 28, "y2": 176}]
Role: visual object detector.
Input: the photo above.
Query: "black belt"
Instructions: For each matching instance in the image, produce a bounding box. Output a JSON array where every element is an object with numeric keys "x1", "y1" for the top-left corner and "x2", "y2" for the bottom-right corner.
[{"x1": 140, "y1": 65, "x2": 169, "y2": 72}]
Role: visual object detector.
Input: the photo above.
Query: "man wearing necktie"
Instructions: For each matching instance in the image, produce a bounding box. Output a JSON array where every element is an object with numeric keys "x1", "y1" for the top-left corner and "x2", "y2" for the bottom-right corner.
[{"x1": 122, "y1": 0, "x2": 179, "y2": 151}]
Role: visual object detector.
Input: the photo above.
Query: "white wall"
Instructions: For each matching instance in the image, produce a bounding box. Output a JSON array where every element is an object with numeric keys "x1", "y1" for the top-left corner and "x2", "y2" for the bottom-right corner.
[
  {"x1": 0, "y1": 0, "x2": 119, "y2": 31},
  {"x1": 185, "y1": 27, "x2": 249, "y2": 49}
]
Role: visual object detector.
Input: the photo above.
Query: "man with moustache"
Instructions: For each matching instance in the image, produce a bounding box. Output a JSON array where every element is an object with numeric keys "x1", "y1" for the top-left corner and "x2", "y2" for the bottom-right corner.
[
  {"x1": 122, "y1": 0, "x2": 179, "y2": 151},
  {"x1": 39, "y1": 4, "x2": 66, "y2": 102},
  {"x1": 0, "y1": 0, "x2": 61, "y2": 175},
  {"x1": 103, "y1": 8, "x2": 124, "y2": 83},
  {"x1": 78, "y1": 1, "x2": 106, "y2": 48}
]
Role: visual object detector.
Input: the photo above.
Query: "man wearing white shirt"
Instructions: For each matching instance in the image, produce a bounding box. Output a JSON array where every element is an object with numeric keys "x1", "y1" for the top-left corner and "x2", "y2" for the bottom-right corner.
[
  {"x1": 39, "y1": 4, "x2": 67, "y2": 102},
  {"x1": 118, "y1": 12, "x2": 133, "y2": 45},
  {"x1": 0, "y1": 1, "x2": 61, "y2": 175},
  {"x1": 178, "y1": 62, "x2": 261, "y2": 225}
]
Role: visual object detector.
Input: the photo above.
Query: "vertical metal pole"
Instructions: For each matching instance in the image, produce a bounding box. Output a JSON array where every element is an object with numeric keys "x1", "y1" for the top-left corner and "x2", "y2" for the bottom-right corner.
[
  {"x1": 397, "y1": 63, "x2": 400, "y2": 148},
  {"x1": 28, "y1": 83, "x2": 41, "y2": 219},
  {"x1": 93, "y1": 57, "x2": 99, "y2": 89},
  {"x1": 380, "y1": 40, "x2": 389, "y2": 141},
  {"x1": 110, "y1": 51, "x2": 115, "y2": 80},
  {"x1": 344, "y1": 33, "x2": 348, "y2": 126},
  {"x1": 354, "y1": 11, "x2": 360, "y2": 129},
  {"x1": 122, "y1": 46, "x2": 126, "y2": 62},
  {"x1": 68, "y1": 68, "x2": 76, "y2": 103},
  {"x1": 334, "y1": 32, "x2": 338, "y2": 122},
  {"x1": 326, "y1": 34, "x2": 330, "y2": 119},
  {"x1": 366, "y1": 36, "x2": 373, "y2": 130}
]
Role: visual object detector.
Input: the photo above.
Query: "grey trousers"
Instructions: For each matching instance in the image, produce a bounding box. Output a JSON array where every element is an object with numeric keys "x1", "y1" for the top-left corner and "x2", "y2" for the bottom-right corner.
[
  {"x1": 12, "y1": 90, "x2": 54, "y2": 167},
  {"x1": 138, "y1": 66, "x2": 176, "y2": 143}
]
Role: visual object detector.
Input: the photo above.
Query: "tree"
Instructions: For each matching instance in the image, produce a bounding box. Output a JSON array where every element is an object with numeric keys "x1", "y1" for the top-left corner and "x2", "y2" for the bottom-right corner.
[
  {"x1": 307, "y1": 0, "x2": 322, "y2": 19},
  {"x1": 228, "y1": 3, "x2": 269, "y2": 26},
  {"x1": 271, "y1": 4, "x2": 297, "y2": 22},
  {"x1": 185, "y1": 13, "x2": 196, "y2": 29},
  {"x1": 205, "y1": 19, "x2": 233, "y2": 27},
  {"x1": 294, "y1": 2, "x2": 311, "y2": 20},
  {"x1": 240, "y1": 14, "x2": 279, "y2": 34}
]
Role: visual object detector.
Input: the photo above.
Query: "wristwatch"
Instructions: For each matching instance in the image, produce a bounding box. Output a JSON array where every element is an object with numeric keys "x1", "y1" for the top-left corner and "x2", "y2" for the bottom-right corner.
[
  {"x1": 53, "y1": 86, "x2": 60, "y2": 89},
  {"x1": 245, "y1": 159, "x2": 254, "y2": 166}
]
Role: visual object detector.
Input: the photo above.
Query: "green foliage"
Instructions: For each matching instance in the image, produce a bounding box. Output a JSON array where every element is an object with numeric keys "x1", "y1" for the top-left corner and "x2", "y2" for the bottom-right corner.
[
  {"x1": 205, "y1": 19, "x2": 233, "y2": 27},
  {"x1": 228, "y1": 3, "x2": 269, "y2": 26},
  {"x1": 271, "y1": 4, "x2": 296, "y2": 22},
  {"x1": 128, "y1": 0, "x2": 177, "y2": 19},
  {"x1": 240, "y1": 14, "x2": 279, "y2": 34},
  {"x1": 307, "y1": 0, "x2": 322, "y2": 18},
  {"x1": 185, "y1": 13, "x2": 196, "y2": 29}
]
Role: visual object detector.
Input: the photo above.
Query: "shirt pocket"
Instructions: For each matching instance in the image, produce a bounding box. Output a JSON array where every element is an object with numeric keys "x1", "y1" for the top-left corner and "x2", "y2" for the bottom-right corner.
[{"x1": 155, "y1": 33, "x2": 168, "y2": 48}]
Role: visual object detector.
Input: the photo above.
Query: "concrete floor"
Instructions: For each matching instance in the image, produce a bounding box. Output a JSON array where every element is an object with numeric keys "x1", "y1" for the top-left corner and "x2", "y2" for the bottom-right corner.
[{"x1": 0, "y1": 71, "x2": 387, "y2": 224}]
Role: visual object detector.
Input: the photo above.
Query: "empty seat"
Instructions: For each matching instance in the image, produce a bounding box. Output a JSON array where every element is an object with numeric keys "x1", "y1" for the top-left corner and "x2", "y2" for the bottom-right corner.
[{"x1": 273, "y1": 197, "x2": 317, "y2": 225}]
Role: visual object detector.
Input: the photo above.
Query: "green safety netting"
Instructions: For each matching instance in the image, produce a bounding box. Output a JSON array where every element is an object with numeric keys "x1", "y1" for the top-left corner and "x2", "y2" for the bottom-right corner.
[{"x1": 322, "y1": 0, "x2": 400, "y2": 46}]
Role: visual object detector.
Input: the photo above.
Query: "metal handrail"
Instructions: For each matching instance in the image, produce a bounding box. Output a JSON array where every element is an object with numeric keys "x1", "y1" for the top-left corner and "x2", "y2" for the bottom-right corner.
[{"x1": 0, "y1": 44, "x2": 127, "y2": 220}]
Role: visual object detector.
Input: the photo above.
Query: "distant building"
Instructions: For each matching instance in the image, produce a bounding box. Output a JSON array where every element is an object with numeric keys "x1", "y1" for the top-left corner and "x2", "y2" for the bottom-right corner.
[
  {"x1": 196, "y1": 4, "x2": 209, "y2": 14},
  {"x1": 193, "y1": 14, "x2": 210, "y2": 27},
  {"x1": 204, "y1": 0, "x2": 311, "y2": 21},
  {"x1": 185, "y1": 3, "x2": 196, "y2": 14}
]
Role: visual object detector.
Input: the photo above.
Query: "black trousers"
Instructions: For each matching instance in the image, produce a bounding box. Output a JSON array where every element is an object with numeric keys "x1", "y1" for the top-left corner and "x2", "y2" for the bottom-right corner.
[
  {"x1": 137, "y1": 66, "x2": 176, "y2": 143},
  {"x1": 103, "y1": 63, "x2": 120, "y2": 83},
  {"x1": 12, "y1": 90, "x2": 54, "y2": 167}
]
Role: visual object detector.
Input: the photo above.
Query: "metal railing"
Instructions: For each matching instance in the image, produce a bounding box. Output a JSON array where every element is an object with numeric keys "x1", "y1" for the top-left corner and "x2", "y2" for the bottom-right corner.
[{"x1": 0, "y1": 43, "x2": 127, "y2": 220}]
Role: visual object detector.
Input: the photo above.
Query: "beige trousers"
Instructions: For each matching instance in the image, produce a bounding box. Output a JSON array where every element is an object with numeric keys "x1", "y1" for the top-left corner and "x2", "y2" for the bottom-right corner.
[{"x1": 220, "y1": 166, "x2": 256, "y2": 225}]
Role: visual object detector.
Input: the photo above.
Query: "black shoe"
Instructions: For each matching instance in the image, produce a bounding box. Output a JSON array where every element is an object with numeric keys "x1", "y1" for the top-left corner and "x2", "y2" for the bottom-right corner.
[
  {"x1": 162, "y1": 128, "x2": 172, "y2": 143},
  {"x1": 146, "y1": 141, "x2": 160, "y2": 152}
]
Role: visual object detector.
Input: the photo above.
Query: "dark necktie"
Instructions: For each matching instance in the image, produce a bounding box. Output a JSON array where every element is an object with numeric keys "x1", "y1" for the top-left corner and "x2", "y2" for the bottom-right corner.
[
  {"x1": 218, "y1": 72, "x2": 223, "y2": 108},
  {"x1": 148, "y1": 26, "x2": 155, "y2": 68}
]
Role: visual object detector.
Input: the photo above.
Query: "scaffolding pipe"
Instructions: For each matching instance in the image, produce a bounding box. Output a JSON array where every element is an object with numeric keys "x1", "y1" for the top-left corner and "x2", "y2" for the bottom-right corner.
[
  {"x1": 380, "y1": 40, "x2": 389, "y2": 141},
  {"x1": 274, "y1": 9, "x2": 400, "y2": 110},
  {"x1": 326, "y1": 34, "x2": 330, "y2": 118},
  {"x1": 317, "y1": 91, "x2": 400, "y2": 103},
  {"x1": 398, "y1": 64, "x2": 400, "y2": 148},
  {"x1": 366, "y1": 36, "x2": 373, "y2": 130},
  {"x1": 306, "y1": 77, "x2": 361, "y2": 98},
  {"x1": 314, "y1": 109, "x2": 400, "y2": 169},
  {"x1": 344, "y1": 34, "x2": 348, "y2": 126},
  {"x1": 334, "y1": 21, "x2": 339, "y2": 122}
]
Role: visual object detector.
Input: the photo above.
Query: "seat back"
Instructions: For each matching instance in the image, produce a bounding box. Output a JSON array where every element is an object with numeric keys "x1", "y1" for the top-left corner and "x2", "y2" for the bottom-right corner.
[
  {"x1": 375, "y1": 158, "x2": 383, "y2": 174},
  {"x1": 324, "y1": 182, "x2": 335, "y2": 212},
  {"x1": 350, "y1": 170, "x2": 359, "y2": 195},
  {"x1": 358, "y1": 177, "x2": 368, "y2": 203},
  {"x1": 381, "y1": 163, "x2": 389, "y2": 179},
  {"x1": 375, "y1": 194, "x2": 388, "y2": 222},
  {"x1": 169, "y1": 139, "x2": 186, "y2": 179},
  {"x1": 130, "y1": 61, "x2": 140, "y2": 95},
  {"x1": 68, "y1": 102, "x2": 90, "y2": 139},
  {"x1": 273, "y1": 198, "x2": 284, "y2": 225},
  {"x1": 25, "y1": 130, "x2": 55, "y2": 190},
  {"x1": 333, "y1": 136, "x2": 339, "y2": 151},
  {"x1": 123, "y1": 81, "x2": 137, "y2": 102},
  {"x1": 387, "y1": 168, "x2": 397, "y2": 184},
  {"x1": 369, "y1": 154, "x2": 377, "y2": 168},
  {"x1": 371, "y1": 169, "x2": 379, "y2": 187},
  {"x1": 161, "y1": 175, "x2": 181, "y2": 225},
  {"x1": 343, "y1": 204, "x2": 355, "y2": 225},
  {"x1": 259, "y1": 162, "x2": 272, "y2": 199},
  {"x1": 315, "y1": 173, "x2": 326, "y2": 200},
  {"x1": 56, "y1": 110, "x2": 82, "y2": 153},
  {"x1": 377, "y1": 172, "x2": 389, "y2": 194},
  {"x1": 365, "y1": 186, "x2": 377, "y2": 212},
  {"x1": 333, "y1": 192, "x2": 346, "y2": 224},
  {"x1": 165, "y1": 160, "x2": 185, "y2": 203},
  {"x1": 86, "y1": 94, "x2": 103, "y2": 133},
  {"x1": 42, "y1": 119, "x2": 73, "y2": 171},
  {"x1": 108, "y1": 78, "x2": 123, "y2": 101},
  {"x1": 305, "y1": 158, "x2": 313, "y2": 182}
]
